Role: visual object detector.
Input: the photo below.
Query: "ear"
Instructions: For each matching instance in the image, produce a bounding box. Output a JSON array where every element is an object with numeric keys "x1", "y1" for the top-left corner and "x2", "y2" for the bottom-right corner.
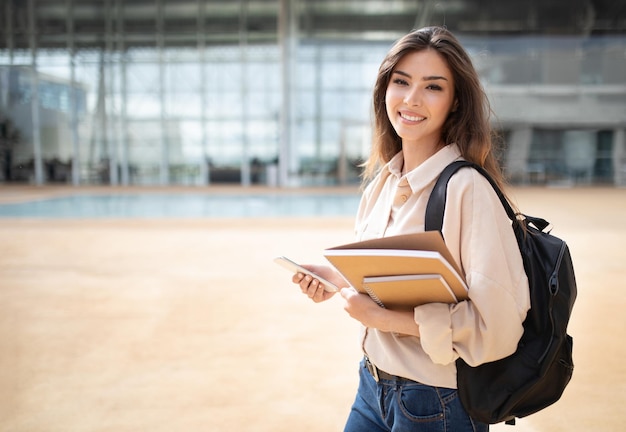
[{"x1": 451, "y1": 98, "x2": 459, "y2": 112}]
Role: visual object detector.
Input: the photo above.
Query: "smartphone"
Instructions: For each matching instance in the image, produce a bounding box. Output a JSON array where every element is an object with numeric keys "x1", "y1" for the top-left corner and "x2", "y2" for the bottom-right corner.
[{"x1": 273, "y1": 256, "x2": 339, "y2": 292}]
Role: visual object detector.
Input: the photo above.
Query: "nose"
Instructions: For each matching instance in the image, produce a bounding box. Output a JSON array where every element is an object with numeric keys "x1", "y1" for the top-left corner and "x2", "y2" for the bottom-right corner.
[{"x1": 403, "y1": 86, "x2": 421, "y2": 106}]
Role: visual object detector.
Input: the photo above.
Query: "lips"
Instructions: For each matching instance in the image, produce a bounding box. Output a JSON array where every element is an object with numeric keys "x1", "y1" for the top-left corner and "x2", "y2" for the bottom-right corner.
[{"x1": 399, "y1": 112, "x2": 425, "y2": 122}]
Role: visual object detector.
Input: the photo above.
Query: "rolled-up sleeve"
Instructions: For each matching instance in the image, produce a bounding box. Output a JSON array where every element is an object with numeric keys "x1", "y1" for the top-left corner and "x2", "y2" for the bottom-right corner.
[{"x1": 414, "y1": 168, "x2": 530, "y2": 366}]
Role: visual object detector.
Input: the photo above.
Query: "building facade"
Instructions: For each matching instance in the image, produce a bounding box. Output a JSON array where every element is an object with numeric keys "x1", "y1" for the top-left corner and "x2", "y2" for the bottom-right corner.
[{"x1": 1, "y1": 0, "x2": 625, "y2": 186}]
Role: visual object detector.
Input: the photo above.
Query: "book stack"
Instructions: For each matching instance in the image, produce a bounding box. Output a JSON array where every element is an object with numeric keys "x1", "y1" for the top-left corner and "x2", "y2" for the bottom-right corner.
[{"x1": 324, "y1": 232, "x2": 468, "y2": 310}]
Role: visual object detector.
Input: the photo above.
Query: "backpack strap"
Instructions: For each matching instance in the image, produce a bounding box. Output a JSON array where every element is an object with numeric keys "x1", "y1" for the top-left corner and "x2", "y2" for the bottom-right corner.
[{"x1": 425, "y1": 160, "x2": 520, "y2": 233}]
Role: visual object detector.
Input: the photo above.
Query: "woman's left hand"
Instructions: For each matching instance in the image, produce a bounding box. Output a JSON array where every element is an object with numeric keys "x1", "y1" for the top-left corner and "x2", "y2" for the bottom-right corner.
[
  {"x1": 340, "y1": 287, "x2": 387, "y2": 329},
  {"x1": 340, "y1": 288, "x2": 421, "y2": 337}
]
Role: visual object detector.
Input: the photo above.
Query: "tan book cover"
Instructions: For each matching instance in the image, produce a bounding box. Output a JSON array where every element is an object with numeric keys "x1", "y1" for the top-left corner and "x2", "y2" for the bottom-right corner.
[
  {"x1": 324, "y1": 232, "x2": 468, "y2": 308},
  {"x1": 362, "y1": 274, "x2": 457, "y2": 310}
]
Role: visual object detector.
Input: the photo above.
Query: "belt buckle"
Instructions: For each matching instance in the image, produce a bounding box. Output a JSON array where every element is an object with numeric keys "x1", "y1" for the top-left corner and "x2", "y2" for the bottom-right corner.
[{"x1": 365, "y1": 357, "x2": 379, "y2": 382}]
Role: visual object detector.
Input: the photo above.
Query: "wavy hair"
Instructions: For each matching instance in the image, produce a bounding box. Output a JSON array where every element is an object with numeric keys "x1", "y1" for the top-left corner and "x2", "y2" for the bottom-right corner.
[{"x1": 363, "y1": 26, "x2": 505, "y2": 191}]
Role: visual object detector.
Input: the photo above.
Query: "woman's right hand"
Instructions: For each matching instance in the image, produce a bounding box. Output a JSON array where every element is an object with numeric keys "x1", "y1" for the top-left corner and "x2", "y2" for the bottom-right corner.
[{"x1": 292, "y1": 265, "x2": 344, "y2": 303}]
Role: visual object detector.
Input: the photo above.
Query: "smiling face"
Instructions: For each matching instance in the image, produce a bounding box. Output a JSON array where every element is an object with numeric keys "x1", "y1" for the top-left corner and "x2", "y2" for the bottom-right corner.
[{"x1": 385, "y1": 49, "x2": 457, "y2": 151}]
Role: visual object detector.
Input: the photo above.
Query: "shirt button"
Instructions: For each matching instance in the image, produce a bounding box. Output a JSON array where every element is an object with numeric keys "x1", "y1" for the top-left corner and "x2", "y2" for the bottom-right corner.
[{"x1": 400, "y1": 195, "x2": 408, "y2": 202}]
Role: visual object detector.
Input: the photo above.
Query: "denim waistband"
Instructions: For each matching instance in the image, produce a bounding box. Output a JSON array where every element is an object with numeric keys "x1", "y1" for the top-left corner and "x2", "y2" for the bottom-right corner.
[{"x1": 364, "y1": 356, "x2": 419, "y2": 384}]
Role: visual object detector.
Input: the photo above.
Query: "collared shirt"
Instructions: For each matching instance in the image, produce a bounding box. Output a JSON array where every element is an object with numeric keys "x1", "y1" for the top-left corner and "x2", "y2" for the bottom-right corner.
[{"x1": 354, "y1": 144, "x2": 530, "y2": 388}]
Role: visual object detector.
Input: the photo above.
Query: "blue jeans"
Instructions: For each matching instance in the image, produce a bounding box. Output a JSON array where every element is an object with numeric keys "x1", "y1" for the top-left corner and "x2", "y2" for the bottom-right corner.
[{"x1": 344, "y1": 359, "x2": 488, "y2": 432}]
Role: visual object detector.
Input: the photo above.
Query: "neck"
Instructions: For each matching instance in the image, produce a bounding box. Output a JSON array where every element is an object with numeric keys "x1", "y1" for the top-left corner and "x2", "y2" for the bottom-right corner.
[{"x1": 402, "y1": 139, "x2": 444, "y2": 173}]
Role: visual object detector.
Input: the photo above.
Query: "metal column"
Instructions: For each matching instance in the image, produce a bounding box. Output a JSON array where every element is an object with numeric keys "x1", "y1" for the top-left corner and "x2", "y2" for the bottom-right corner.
[
  {"x1": 506, "y1": 126, "x2": 533, "y2": 184},
  {"x1": 1, "y1": 0, "x2": 14, "y2": 110},
  {"x1": 314, "y1": 43, "x2": 322, "y2": 162},
  {"x1": 28, "y1": 0, "x2": 43, "y2": 185},
  {"x1": 117, "y1": 0, "x2": 129, "y2": 185},
  {"x1": 614, "y1": 128, "x2": 626, "y2": 186},
  {"x1": 4, "y1": 0, "x2": 14, "y2": 66},
  {"x1": 105, "y1": 0, "x2": 118, "y2": 185},
  {"x1": 156, "y1": 0, "x2": 168, "y2": 185},
  {"x1": 197, "y1": 0, "x2": 210, "y2": 185},
  {"x1": 278, "y1": 0, "x2": 298, "y2": 187},
  {"x1": 67, "y1": 0, "x2": 81, "y2": 186},
  {"x1": 240, "y1": 0, "x2": 251, "y2": 187}
]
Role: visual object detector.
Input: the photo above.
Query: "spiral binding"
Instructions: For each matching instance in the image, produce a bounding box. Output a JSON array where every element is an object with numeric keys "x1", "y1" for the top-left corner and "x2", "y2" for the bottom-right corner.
[{"x1": 363, "y1": 282, "x2": 386, "y2": 308}]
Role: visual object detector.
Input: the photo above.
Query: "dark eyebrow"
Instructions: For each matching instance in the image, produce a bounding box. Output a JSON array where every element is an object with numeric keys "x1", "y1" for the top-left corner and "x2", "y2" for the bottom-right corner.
[
  {"x1": 392, "y1": 70, "x2": 412, "y2": 79},
  {"x1": 423, "y1": 75, "x2": 448, "y2": 82},
  {"x1": 392, "y1": 70, "x2": 449, "y2": 81}
]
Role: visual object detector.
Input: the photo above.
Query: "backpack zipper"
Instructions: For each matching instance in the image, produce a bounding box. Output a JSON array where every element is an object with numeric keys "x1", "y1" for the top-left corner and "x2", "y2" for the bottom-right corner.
[{"x1": 538, "y1": 242, "x2": 567, "y2": 364}]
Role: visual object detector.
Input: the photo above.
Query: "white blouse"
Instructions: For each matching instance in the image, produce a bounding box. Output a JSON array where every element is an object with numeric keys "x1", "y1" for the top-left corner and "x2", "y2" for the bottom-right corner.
[{"x1": 354, "y1": 144, "x2": 530, "y2": 388}]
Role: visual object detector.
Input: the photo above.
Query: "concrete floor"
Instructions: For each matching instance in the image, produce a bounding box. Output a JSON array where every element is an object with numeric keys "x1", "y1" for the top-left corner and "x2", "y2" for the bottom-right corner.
[{"x1": 0, "y1": 185, "x2": 624, "y2": 431}]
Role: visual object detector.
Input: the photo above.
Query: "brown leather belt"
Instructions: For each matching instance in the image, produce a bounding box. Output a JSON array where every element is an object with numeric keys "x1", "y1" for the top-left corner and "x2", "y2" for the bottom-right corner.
[{"x1": 364, "y1": 356, "x2": 416, "y2": 383}]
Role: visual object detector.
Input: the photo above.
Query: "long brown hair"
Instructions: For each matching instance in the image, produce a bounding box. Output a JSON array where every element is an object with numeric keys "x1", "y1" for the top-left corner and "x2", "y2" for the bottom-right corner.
[{"x1": 363, "y1": 26, "x2": 506, "y2": 192}]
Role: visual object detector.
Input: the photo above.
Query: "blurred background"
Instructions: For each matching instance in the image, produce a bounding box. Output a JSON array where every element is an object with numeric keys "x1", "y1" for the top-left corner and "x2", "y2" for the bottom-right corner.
[
  {"x1": 1, "y1": 3, "x2": 625, "y2": 430},
  {"x1": 0, "y1": 0, "x2": 625, "y2": 188}
]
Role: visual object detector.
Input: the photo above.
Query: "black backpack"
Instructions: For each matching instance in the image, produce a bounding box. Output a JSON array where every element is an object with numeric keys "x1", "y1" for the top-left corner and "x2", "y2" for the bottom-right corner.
[{"x1": 425, "y1": 160, "x2": 577, "y2": 425}]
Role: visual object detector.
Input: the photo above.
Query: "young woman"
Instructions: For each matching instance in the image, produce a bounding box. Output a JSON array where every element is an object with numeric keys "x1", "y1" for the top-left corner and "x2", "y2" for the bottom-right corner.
[{"x1": 292, "y1": 26, "x2": 530, "y2": 432}]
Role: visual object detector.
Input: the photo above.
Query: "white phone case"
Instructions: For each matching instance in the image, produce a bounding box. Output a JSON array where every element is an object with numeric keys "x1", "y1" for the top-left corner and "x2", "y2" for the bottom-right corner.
[{"x1": 273, "y1": 256, "x2": 339, "y2": 292}]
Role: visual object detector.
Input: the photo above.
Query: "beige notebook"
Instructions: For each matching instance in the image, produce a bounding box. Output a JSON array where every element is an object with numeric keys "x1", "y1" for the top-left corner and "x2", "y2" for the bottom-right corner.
[{"x1": 362, "y1": 274, "x2": 458, "y2": 310}]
